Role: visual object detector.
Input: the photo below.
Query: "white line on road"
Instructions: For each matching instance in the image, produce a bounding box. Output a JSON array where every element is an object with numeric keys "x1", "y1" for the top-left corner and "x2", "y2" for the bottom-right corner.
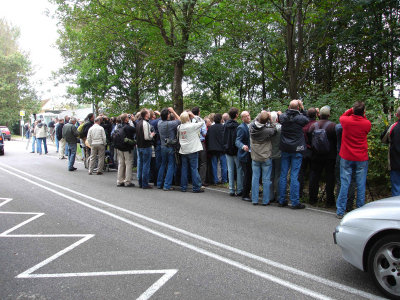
[
  {"x1": 0, "y1": 198, "x2": 178, "y2": 300},
  {"x1": 0, "y1": 164, "x2": 386, "y2": 300},
  {"x1": 0, "y1": 166, "x2": 335, "y2": 300}
]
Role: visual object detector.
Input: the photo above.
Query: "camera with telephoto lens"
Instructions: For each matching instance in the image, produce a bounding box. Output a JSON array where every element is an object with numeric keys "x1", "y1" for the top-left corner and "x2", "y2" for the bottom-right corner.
[{"x1": 165, "y1": 138, "x2": 178, "y2": 146}]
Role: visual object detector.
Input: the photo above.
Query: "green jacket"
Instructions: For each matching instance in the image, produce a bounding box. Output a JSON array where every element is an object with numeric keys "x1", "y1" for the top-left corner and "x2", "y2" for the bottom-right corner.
[{"x1": 62, "y1": 123, "x2": 79, "y2": 144}]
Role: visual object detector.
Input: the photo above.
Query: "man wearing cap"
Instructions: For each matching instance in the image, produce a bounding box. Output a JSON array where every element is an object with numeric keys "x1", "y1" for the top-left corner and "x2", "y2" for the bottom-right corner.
[{"x1": 307, "y1": 106, "x2": 337, "y2": 206}]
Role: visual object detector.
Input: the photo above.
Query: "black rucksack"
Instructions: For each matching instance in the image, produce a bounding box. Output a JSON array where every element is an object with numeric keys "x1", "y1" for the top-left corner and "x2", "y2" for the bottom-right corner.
[
  {"x1": 311, "y1": 121, "x2": 331, "y2": 154},
  {"x1": 112, "y1": 125, "x2": 126, "y2": 150}
]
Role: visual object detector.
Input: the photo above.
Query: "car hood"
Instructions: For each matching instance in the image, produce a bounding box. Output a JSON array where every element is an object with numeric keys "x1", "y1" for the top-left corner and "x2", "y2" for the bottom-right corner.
[{"x1": 342, "y1": 196, "x2": 400, "y2": 223}]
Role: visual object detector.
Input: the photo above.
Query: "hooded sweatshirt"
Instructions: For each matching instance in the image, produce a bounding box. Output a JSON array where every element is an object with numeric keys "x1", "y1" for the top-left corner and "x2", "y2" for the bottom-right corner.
[{"x1": 250, "y1": 120, "x2": 276, "y2": 162}]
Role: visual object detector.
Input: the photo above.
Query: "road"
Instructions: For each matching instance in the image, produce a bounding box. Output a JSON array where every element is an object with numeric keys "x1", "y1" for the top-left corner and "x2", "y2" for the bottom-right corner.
[{"x1": 0, "y1": 140, "x2": 387, "y2": 299}]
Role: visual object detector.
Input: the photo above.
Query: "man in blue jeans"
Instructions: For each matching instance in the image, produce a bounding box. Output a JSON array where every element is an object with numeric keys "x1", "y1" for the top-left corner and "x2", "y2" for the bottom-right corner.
[
  {"x1": 336, "y1": 102, "x2": 371, "y2": 218},
  {"x1": 223, "y1": 107, "x2": 243, "y2": 197},
  {"x1": 136, "y1": 109, "x2": 155, "y2": 189},
  {"x1": 157, "y1": 107, "x2": 181, "y2": 190},
  {"x1": 62, "y1": 117, "x2": 79, "y2": 171},
  {"x1": 249, "y1": 111, "x2": 276, "y2": 205},
  {"x1": 278, "y1": 100, "x2": 309, "y2": 209}
]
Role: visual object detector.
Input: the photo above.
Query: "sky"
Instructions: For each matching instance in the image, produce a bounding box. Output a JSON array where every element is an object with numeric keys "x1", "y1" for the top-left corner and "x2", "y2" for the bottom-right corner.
[{"x1": 1, "y1": 0, "x2": 66, "y2": 102}]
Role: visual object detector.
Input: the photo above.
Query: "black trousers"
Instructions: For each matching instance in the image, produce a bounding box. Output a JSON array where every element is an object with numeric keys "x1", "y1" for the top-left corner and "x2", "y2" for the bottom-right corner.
[
  {"x1": 309, "y1": 158, "x2": 336, "y2": 205},
  {"x1": 198, "y1": 141, "x2": 207, "y2": 185},
  {"x1": 240, "y1": 160, "x2": 252, "y2": 198}
]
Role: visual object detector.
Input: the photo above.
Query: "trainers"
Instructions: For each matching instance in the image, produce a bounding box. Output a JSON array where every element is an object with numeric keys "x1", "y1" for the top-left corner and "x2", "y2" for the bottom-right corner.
[
  {"x1": 125, "y1": 183, "x2": 135, "y2": 187},
  {"x1": 336, "y1": 214, "x2": 343, "y2": 219},
  {"x1": 278, "y1": 202, "x2": 288, "y2": 207},
  {"x1": 291, "y1": 203, "x2": 306, "y2": 209},
  {"x1": 192, "y1": 189, "x2": 204, "y2": 193},
  {"x1": 163, "y1": 187, "x2": 175, "y2": 191}
]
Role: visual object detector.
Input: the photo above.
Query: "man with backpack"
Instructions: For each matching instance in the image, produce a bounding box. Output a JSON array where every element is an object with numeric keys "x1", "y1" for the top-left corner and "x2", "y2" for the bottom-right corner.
[
  {"x1": 113, "y1": 113, "x2": 136, "y2": 187},
  {"x1": 307, "y1": 106, "x2": 337, "y2": 206}
]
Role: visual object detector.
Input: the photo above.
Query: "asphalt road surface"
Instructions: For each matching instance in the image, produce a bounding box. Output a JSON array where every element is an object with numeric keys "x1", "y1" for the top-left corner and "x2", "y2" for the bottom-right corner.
[{"x1": 0, "y1": 140, "x2": 388, "y2": 299}]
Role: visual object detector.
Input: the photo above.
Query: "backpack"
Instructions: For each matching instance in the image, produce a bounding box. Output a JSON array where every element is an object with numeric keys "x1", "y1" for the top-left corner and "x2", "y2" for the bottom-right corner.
[
  {"x1": 112, "y1": 125, "x2": 127, "y2": 150},
  {"x1": 77, "y1": 122, "x2": 85, "y2": 138},
  {"x1": 311, "y1": 121, "x2": 331, "y2": 154}
]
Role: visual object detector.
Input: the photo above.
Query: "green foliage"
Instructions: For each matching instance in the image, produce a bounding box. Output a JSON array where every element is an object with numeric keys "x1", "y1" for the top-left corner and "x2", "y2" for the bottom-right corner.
[{"x1": 0, "y1": 19, "x2": 40, "y2": 130}]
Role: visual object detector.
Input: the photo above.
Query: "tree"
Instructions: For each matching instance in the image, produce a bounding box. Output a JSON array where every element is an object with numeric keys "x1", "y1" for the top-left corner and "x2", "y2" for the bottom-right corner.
[{"x1": 0, "y1": 19, "x2": 39, "y2": 128}]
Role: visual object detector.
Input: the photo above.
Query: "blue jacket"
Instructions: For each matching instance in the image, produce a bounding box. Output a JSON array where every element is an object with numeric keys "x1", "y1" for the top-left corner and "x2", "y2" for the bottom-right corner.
[{"x1": 235, "y1": 122, "x2": 251, "y2": 162}]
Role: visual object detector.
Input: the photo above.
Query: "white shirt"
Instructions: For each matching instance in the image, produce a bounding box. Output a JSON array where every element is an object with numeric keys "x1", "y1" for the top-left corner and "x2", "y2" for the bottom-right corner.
[{"x1": 178, "y1": 122, "x2": 203, "y2": 155}]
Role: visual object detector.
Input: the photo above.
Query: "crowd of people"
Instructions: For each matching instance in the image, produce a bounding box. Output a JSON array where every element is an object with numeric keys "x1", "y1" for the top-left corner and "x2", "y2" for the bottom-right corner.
[{"x1": 27, "y1": 100, "x2": 400, "y2": 219}]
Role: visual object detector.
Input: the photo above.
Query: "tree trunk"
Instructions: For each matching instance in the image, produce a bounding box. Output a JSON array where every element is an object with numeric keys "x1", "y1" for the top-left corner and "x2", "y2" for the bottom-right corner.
[
  {"x1": 173, "y1": 58, "x2": 185, "y2": 114},
  {"x1": 285, "y1": 1, "x2": 298, "y2": 99},
  {"x1": 260, "y1": 46, "x2": 266, "y2": 106}
]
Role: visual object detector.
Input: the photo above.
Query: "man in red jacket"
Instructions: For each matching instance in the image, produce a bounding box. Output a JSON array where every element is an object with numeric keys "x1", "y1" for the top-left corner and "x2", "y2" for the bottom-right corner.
[{"x1": 336, "y1": 101, "x2": 371, "y2": 218}]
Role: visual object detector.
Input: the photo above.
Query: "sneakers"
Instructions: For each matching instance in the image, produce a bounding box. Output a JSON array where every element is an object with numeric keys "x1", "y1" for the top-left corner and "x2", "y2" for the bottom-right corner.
[
  {"x1": 336, "y1": 214, "x2": 343, "y2": 219},
  {"x1": 291, "y1": 203, "x2": 306, "y2": 209},
  {"x1": 241, "y1": 197, "x2": 251, "y2": 202},
  {"x1": 125, "y1": 183, "x2": 135, "y2": 187},
  {"x1": 68, "y1": 167, "x2": 77, "y2": 171},
  {"x1": 278, "y1": 202, "x2": 288, "y2": 207},
  {"x1": 163, "y1": 187, "x2": 175, "y2": 191},
  {"x1": 192, "y1": 189, "x2": 205, "y2": 193}
]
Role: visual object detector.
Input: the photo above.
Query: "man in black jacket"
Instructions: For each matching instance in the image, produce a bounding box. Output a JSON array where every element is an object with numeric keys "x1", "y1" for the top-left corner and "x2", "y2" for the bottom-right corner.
[
  {"x1": 116, "y1": 113, "x2": 136, "y2": 187},
  {"x1": 206, "y1": 113, "x2": 227, "y2": 185},
  {"x1": 307, "y1": 106, "x2": 337, "y2": 206},
  {"x1": 56, "y1": 118, "x2": 65, "y2": 159},
  {"x1": 223, "y1": 107, "x2": 243, "y2": 197},
  {"x1": 278, "y1": 100, "x2": 309, "y2": 209},
  {"x1": 382, "y1": 107, "x2": 400, "y2": 196}
]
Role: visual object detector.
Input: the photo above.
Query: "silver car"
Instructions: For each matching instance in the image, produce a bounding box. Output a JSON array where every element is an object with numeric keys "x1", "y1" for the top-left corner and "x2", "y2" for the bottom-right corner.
[{"x1": 334, "y1": 197, "x2": 400, "y2": 299}]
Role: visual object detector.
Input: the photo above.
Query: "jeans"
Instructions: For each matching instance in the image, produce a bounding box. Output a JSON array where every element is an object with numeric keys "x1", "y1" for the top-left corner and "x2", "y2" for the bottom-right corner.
[
  {"x1": 181, "y1": 152, "x2": 202, "y2": 192},
  {"x1": 226, "y1": 154, "x2": 243, "y2": 194},
  {"x1": 336, "y1": 159, "x2": 368, "y2": 216},
  {"x1": 335, "y1": 155, "x2": 356, "y2": 211},
  {"x1": 252, "y1": 159, "x2": 272, "y2": 204},
  {"x1": 391, "y1": 170, "x2": 400, "y2": 196},
  {"x1": 279, "y1": 152, "x2": 303, "y2": 206},
  {"x1": 55, "y1": 136, "x2": 59, "y2": 152},
  {"x1": 36, "y1": 137, "x2": 47, "y2": 154},
  {"x1": 157, "y1": 146, "x2": 176, "y2": 189},
  {"x1": 270, "y1": 158, "x2": 281, "y2": 201},
  {"x1": 31, "y1": 136, "x2": 36, "y2": 152},
  {"x1": 67, "y1": 143, "x2": 77, "y2": 170},
  {"x1": 137, "y1": 147, "x2": 152, "y2": 188},
  {"x1": 211, "y1": 153, "x2": 227, "y2": 184}
]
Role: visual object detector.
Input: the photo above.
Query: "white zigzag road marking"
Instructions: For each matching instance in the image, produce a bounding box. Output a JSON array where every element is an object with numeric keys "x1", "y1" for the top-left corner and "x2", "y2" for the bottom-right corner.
[{"x1": 0, "y1": 198, "x2": 178, "y2": 300}]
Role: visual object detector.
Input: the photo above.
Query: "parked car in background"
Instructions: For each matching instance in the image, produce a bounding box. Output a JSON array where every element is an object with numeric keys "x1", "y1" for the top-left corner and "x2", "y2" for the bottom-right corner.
[
  {"x1": 0, "y1": 126, "x2": 11, "y2": 141},
  {"x1": 334, "y1": 197, "x2": 400, "y2": 299},
  {"x1": 0, "y1": 133, "x2": 4, "y2": 155}
]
